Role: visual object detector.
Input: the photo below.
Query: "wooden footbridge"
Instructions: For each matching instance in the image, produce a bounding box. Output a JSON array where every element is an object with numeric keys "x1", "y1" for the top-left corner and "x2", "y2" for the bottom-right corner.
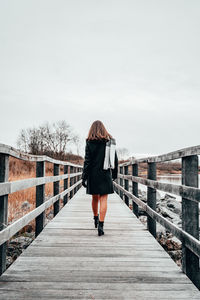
[{"x1": 0, "y1": 143, "x2": 200, "y2": 299}]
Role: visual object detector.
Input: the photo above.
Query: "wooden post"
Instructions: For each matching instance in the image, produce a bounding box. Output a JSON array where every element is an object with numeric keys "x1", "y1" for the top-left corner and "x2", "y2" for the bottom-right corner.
[
  {"x1": 132, "y1": 163, "x2": 139, "y2": 217},
  {"x1": 79, "y1": 167, "x2": 82, "y2": 189},
  {"x1": 147, "y1": 162, "x2": 157, "y2": 238},
  {"x1": 124, "y1": 165, "x2": 129, "y2": 207},
  {"x1": 35, "y1": 161, "x2": 45, "y2": 237},
  {"x1": 70, "y1": 166, "x2": 74, "y2": 199},
  {"x1": 77, "y1": 167, "x2": 80, "y2": 190},
  {"x1": 116, "y1": 165, "x2": 120, "y2": 194},
  {"x1": 0, "y1": 154, "x2": 9, "y2": 275},
  {"x1": 53, "y1": 164, "x2": 60, "y2": 216},
  {"x1": 182, "y1": 155, "x2": 200, "y2": 289},
  {"x1": 119, "y1": 166, "x2": 123, "y2": 199},
  {"x1": 113, "y1": 166, "x2": 117, "y2": 194},
  {"x1": 63, "y1": 165, "x2": 69, "y2": 205},
  {"x1": 74, "y1": 167, "x2": 77, "y2": 194}
]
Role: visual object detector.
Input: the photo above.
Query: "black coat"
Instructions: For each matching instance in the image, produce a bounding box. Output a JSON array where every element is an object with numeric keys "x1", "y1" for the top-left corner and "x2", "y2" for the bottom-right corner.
[{"x1": 81, "y1": 138, "x2": 118, "y2": 195}]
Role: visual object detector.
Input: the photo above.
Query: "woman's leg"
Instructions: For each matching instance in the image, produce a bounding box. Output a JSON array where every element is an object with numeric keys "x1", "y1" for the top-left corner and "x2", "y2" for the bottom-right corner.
[
  {"x1": 99, "y1": 194, "x2": 108, "y2": 222},
  {"x1": 92, "y1": 194, "x2": 99, "y2": 216}
]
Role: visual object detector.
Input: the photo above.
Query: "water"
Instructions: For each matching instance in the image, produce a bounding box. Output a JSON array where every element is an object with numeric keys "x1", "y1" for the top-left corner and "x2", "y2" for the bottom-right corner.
[{"x1": 138, "y1": 174, "x2": 200, "y2": 202}]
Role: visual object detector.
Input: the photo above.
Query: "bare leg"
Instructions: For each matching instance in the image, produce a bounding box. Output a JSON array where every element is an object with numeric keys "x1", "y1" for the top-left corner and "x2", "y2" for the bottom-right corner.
[
  {"x1": 99, "y1": 194, "x2": 108, "y2": 222},
  {"x1": 92, "y1": 194, "x2": 99, "y2": 216}
]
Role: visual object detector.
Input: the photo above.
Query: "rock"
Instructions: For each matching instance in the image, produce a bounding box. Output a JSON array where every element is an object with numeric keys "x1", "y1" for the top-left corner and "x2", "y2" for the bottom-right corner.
[
  {"x1": 6, "y1": 233, "x2": 34, "y2": 269},
  {"x1": 139, "y1": 216, "x2": 147, "y2": 225},
  {"x1": 21, "y1": 201, "x2": 30, "y2": 210},
  {"x1": 138, "y1": 189, "x2": 147, "y2": 202},
  {"x1": 137, "y1": 189, "x2": 182, "y2": 267},
  {"x1": 156, "y1": 191, "x2": 162, "y2": 201},
  {"x1": 163, "y1": 193, "x2": 176, "y2": 200},
  {"x1": 168, "y1": 250, "x2": 182, "y2": 264},
  {"x1": 25, "y1": 225, "x2": 33, "y2": 233},
  {"x1": 166, "y1": 199, "x2": 181, "y2": 215}
]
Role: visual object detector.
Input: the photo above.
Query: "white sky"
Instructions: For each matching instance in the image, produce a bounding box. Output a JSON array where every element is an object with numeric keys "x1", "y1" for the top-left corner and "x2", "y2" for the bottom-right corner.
[{"x1": 0, "y1": 0, "x2": 200, "y2": 157}]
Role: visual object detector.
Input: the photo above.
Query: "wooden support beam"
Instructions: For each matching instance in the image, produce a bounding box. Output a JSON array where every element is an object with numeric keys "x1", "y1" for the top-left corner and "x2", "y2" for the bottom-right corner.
[
  {"x1": 119, "y1": 166, "x2": 123, "y2": 200},
  {"x1": 182, "y1": 155, "x2": 200, "y2": 289},
  {"x1": 53, "y1": 164, "x2": 60, "y2": 216},
  {"x1": 70, "y1": 166, "x2": 74, "y2": 199},
  {"x1": 35, "y1": 161, "x2": 45, "y2": 237},
  {"x1": 74, "y1": 167, "x2": 77, "y2": 194},
  {"x1": 63, "y1": 165, "x2": 69, "y2": 205},
  {"x1": 132, "y1": 163, "x2": 139, "y2": 217},
  {"x1": 124, "y1": 166, "x2": 129, "y2": 207},
  {"x1": 0, "y1": 154, "x2": 9, "y2": 275},
  {"x1": 147, "y1": 162, "x2": 157, "y2": 238}
]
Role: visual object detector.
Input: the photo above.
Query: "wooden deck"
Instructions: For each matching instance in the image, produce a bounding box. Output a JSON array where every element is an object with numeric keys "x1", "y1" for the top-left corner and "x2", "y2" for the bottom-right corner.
[{"x1": 0, "y1": 187, "x2": 199, "y2": 299}]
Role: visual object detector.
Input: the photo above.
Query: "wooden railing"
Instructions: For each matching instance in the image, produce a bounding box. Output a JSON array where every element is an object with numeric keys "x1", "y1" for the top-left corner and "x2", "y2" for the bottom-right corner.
[
  {"x1": 113, "y1": 145, "x2": 200, "y2": 289},
  {"x1": 0, "y1": 143, "x2": 83, "y2": 275}
]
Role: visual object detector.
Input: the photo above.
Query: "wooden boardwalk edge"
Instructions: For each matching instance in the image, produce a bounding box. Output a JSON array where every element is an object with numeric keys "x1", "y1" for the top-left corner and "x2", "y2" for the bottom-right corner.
[{"x1": 0, "y1": 187, "x2": 199, "y2": 299}]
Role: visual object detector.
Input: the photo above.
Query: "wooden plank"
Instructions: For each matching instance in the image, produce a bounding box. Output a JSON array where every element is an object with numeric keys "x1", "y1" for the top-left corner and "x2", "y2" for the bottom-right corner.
[
  {"x1": 0, "y1": 281, "x2": 197, "y2": 292},
  {"x1": 119, "y1": 144, "x2": 200, "y2": 165},
  {"x1": 114, "y1": 182, "x2": 200, "y2": 258},
  {"x1": 0, "y1": 143, "x2": 83, "y2": 167},
  {"x1": 0, "y1": 289, "x2": 199, "y2": 300},
  {"x1": 119, "y1": 174, "x2": 200, "y2": 203},
  {"x1": 0, "y1": 180, "x2": 82, "y2": 246},
  {"x1": 0, "y1": 172, "x2": 81, "y2": 197},
  {"x1": 0, "y1": 188, "x2": 199, "y2": 298}
]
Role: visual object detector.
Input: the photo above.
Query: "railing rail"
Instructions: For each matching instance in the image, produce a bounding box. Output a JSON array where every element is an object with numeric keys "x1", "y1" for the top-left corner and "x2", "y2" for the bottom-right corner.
[
  {"x1": 0, "y1": 143, "x2": 83, "y2": 275},
  {"x1": 114, "y1": 144, "x2": 200, "y2": 290}
]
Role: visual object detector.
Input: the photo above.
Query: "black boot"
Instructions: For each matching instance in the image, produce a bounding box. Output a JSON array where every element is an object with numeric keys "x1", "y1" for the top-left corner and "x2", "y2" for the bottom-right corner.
[
  {"x1": 98, "y1": 221, "x2": 104, "y2": 236},
  {"x1": 93, "y1": 215, "x2": 99, "y2": 228}
]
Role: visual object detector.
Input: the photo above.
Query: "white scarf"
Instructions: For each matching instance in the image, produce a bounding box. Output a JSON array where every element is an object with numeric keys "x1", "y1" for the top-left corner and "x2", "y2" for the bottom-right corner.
[{"x1": 103, "y1": 138, "x2": 116, "y2": 170}]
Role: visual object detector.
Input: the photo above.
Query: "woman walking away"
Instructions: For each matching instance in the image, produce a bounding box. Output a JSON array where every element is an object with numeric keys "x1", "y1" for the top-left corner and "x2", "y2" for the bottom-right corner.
[{"x1": 81, "y1": 120, "x2": 118, "y2": 236}]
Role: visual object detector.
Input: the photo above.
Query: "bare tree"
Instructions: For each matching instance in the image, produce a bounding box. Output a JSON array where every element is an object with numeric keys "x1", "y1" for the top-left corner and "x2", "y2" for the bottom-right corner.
[
  {"x1": 17, "y1": 121, "x2": 80, "y2": 159},
  {"x1": 17, "y1": 129, "x2": 29, "y2": 153},
  {"x1": 116, "y1": 147, "x2": 129, "y2": 160},
  {"x1": 72, "y1": 134, "x2": 84, "y2": 156}
]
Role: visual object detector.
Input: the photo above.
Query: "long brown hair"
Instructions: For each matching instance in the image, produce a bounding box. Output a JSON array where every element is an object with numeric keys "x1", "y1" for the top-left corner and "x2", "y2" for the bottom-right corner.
[{"x1": 87, "y1": 120, "x2": 113, "y2": 141}]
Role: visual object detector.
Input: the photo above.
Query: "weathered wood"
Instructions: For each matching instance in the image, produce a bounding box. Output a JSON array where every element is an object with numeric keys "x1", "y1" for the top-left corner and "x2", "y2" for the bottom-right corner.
[
  {"x1": 118, "y1": 174, "x2": 200, "y2": 203},
  {"x1": 114, "y1": 166, "x2": 119, "y2": 195},
  {"x1": 132, "y1": 164, "x2": 139, "y2": 217},
  {"x1": 0, "y1": 172, "x2": 81, "y2": 197},
  {"x1": 35, "y1": 162, "x2": 45, "y2": 237},
  {"x1": 113, "y1": 181, "x2": 200, "y2": 258},
  {"x1": 147, "y1": 162, "x2": 156, "y2": 238},
  {"x1": 124, "y1": 166, "x2": 129, "y2": 206},
  {"x1": 0, "y1": 154, "x2": 9, "y2": 275},
  {"x1": 0, "y1": 188, "x2": 199, "y2": 298},
  {"x1": 53, "y1": 164, "x2": 60, "y2": 216},
  {"x1": 119, "y1": 166, "x2": 123, "y2": 200},
  {"x1": 0, "y1": 143, "x2": 83, "y2": 167},
  {"x1": 0, "y1": 180, "x2": 81, "y2": 246},
  {"x1": 74, "y1": 167, "x2": 78, "y2": 194},
  {"x1": 119, "y1": 144, "x2": 200, "y2": 165},
  {"x1": 70, "y1": 166, "x2": 74, "y2": 199},
  {"x1": 182, "y1": 155, "x2": 200, "y2": 289},
  {"x1": 63, "y1": 165, "x2": 69, "y2": 205}
]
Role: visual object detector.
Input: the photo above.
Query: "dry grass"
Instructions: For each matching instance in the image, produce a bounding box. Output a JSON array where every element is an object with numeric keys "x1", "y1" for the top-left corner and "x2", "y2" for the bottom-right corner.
[{"x1": 8, "y1": 158, "x2": 68, "y2": 232}]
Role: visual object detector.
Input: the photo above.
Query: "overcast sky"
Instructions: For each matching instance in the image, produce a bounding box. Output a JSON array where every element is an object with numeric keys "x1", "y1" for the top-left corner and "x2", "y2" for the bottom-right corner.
[{"x1": 0, "y1": 0, "x2": 200, "y2": 158}]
